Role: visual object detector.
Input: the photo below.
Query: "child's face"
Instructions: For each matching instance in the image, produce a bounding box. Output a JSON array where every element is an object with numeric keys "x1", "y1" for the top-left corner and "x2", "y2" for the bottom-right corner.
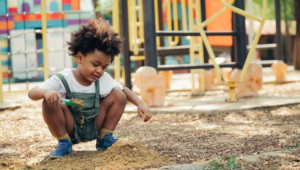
[{"x1": 77, "y1": 49, "x2": 111, "y2": 83}]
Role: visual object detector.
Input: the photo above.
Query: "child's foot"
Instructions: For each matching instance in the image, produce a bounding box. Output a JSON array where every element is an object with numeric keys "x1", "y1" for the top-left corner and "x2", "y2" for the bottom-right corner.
[
  {"x1": 96, "y1": 133, "x2": 118, "y2": 151},
  {"x1": 50, "y1": 139, "x2": 73, "y2": 158}
]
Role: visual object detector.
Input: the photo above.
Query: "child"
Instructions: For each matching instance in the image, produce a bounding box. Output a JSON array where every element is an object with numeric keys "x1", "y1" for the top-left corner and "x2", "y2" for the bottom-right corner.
[{"x1": 28, "y1": 18, "x2": 152, "y2": 158}]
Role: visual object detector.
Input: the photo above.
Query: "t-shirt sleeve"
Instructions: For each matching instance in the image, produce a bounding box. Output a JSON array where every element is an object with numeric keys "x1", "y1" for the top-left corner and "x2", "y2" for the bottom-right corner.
[
  {"x1": 37, "y1": 75, "x2": 66, "y2": 96},
  {"x1": 100, "y1": 72, "x2": 124, "y2": 98}
]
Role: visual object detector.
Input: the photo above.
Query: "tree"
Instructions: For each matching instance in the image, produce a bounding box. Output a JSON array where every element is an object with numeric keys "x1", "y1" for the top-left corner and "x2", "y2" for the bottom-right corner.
[
  {"x1": 92, "y1": 0, "x2": 102, "y2": 18},
  {"x1": 293, "y1": 0, "x2": 300, "y2": 70},
  {"x1": 251, "y1": 0, "x2": 294, "y2": 21},
  {"x1": 251, "y1": 0, "x2": 294, "y2": 63},
  {"x1": 283, "y1": 0, "x2": 293, "y2": 64}
]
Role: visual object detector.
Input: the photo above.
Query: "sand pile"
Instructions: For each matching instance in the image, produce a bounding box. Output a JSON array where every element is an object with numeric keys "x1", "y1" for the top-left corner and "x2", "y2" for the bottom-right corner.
[
  {"x1": 26, "y1": 141, "x2": 172, "y2": 170},
  {"x1": 98, "y1": 141, "x2": 172, "y2": 169}
]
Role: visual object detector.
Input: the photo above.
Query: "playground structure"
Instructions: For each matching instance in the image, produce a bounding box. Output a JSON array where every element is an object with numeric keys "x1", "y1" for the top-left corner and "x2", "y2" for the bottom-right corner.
[
  {"x1": 0, "y1": 0, "x2": 285, "y2": 103},
  {"x1": 122, "y1": 0, "x2": 283, "y2": 102}
]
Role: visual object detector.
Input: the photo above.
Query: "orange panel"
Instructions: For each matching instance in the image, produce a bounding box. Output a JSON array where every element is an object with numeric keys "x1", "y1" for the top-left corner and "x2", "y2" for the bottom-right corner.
[
  {"x1": 7, "y1": 21, "x2": 14, "y2": 29},
  {"x1": 28, "y1": 14, "x2": 36, "y2": 20},
  {"x1": 71, "y1": 0, "x2": 80, "y2": 10},
  {"x1": 205, "y1": 0, "x2": 232, "y2": 47},
  {"x1": 0, "y1": 22, "x2": 7, "y2": 29},
  {"x1": 47, "y1": 13, "x2": 52, "y2": 19},
  {"x1": 0, "y1": 21, "x2": 14, "y2": 29},
  {"x1": 2, "y1": 73, "x2": 12, "y2": 78},
  {"x1": 14, "y1": 15, "x2": 22, "y2": 21}
]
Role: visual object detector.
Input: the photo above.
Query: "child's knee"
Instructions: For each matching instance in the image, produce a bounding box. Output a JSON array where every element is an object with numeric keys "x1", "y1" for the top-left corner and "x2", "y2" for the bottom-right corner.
[
  {"x1": 111, "y1": 88, "x2": 127, "y2": 105},
  {"x1": 42, "y1": 99, "x2": 66, "y2": 112}
]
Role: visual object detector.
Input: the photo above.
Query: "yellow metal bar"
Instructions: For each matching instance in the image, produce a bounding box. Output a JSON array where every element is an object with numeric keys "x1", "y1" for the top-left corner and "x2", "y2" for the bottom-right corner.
[
  {"x1": 188, "y1": 1, "x2": 194, "y2": 36},
  {"x1": 127, "y1": 0, "x2": 133, "y2": 52},
  {"x1": 196, "y1": 0, "x2": 205, "y2": 92},
  {"x1": 195, "y1": 0, "x2": 201, "y2": 25},
  {"x1": 129, "y1": 0, "x2": 138, "y2": 55},
  {"x1": 228, "y1": 82, "x2": 237, "y2": 102},
  {"x1": 166, "y1": 0, "x2": 179, "y2": 46},
  {"x1": 181, "y1": 0, "x2": 187, "y2": 31},
  {"x1": 188, "y1": 0, "x2": 205, "y2": 93},
  {"x1": 138, "y1": 0, "x2": 144, "y2": 42},
  {"x1": 113, "y1": 0, "x2": 121, "y2": 83},
  {"x1": 240, "y1": 0, "x2": 267, "y2": 82},
  {"x1": 128, "y1": 0, "x2": 144, "y2": 55},
  {"x1": 198, "y1": 25, "x2": 223, "y2": 82},
  {"x1": 154, "y1": 0, "x2": 160, "y2": 47},
  {"x1": 188, "y1": 0, "x2": 195, "y2": 93},
  {"x1": 130, "y1": 56, "x2": 145, "y2": 61},
  {"x1": 201, "y1": 0, "x2": 235, "y2": 27},
  {"x1": 219, "y1": 0, "x2": 263, "y2": 22},
  {"x1": 0, "y1": 51, "x2": 3, "y2": 102},
  {"x1": 41, "y1": 0, "x2": 49, "y2": 81},
  {"x1": 172, "y1": 0, "x2": 179, "y2": 46}
]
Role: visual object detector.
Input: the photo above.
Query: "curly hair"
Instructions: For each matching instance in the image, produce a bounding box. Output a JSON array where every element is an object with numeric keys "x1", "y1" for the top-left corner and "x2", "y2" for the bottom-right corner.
[{"x1": 67, "y1": 18, "x2": 122, "y2": 63}]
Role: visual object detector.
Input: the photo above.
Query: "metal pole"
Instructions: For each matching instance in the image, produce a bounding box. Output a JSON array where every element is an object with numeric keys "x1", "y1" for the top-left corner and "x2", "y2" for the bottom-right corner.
[
  {"x1": 246, "y1": 0, "x2": 255, "y2": 60},
  {"x1": 233, "y1": 0, "x2": 247, "y2": 69},
  {"x1": 201, "y1": 0, "x2": 209, "y2": 64},
  {"x1": 41, "y1": 0, "x2": 49, "y2": 80},
  {"x1": 275, "y1": 0, "x2": 283, "y2": 60},
  {"x1": 157, "y1": 0, "x2": 165, "y2": 65},
  {"x1": 142, "y1": 0, "x2": 158, "y2": 70},
  {"x1": 113, "y1": 0, "x2": 121, "y2": 82},
  {"x1": 120, "y1": 0, "x2": 132, "y2": 89}
]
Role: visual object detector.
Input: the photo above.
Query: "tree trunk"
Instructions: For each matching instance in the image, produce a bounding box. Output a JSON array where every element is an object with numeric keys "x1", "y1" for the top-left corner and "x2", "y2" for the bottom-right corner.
[
  {"x1": 92, "y1": 0, "x2": 103, "y2": 19},
  {"x1": 283, "y1": 0, "x2": 292, "y2": 64},
  {"x1": 293, "y1": 0, "x2": 300, "y2": 69}
]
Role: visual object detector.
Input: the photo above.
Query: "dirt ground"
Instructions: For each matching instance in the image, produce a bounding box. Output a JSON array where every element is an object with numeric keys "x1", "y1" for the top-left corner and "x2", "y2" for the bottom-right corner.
[{"x1": 1, "y1": 82, "x2": 300, "y2": 169}]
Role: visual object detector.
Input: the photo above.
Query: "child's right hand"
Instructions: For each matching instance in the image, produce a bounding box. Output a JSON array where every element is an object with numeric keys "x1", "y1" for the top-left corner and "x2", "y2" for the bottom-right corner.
[{"x1": 44, "y1": 90, "x2": 62, "y2": 106}]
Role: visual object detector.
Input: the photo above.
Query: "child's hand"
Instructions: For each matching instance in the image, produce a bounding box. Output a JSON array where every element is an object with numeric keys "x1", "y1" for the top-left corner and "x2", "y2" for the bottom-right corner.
[
  {"x1": 137, "y1": 103, "x2": 152, "y2": 122},
  {"x1": 44, "y1": 90, "x2": 62, "y2": 106}
]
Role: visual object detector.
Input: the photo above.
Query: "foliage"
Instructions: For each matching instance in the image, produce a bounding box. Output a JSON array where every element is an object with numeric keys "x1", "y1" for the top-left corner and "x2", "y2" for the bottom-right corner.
[
  {"x1": 250, "y1": 0, "x2": 294, "y2": 21},
  {"x1": 205, "y1": 156, "x2": 241, "y2": 170}
]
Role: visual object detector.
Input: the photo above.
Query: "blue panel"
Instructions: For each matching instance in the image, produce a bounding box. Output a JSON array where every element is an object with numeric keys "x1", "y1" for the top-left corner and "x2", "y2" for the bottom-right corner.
[
  {"x1": 50, "y1": 1, "x2": 59, "y2": 12},
  {"x1": 47, "y1": 20, "x2": 67, "y2": 27},
  {"x1": 63, "y1": 4, "x2": 71, "y2": 11},
  {"x1": 15, "y1": 20, "x2": 67, "y2": 29},
  {"x1": 1, "y1": 47, "x2": 8, "y2": 53},
  {"x1": 14, "y1": 21, "x2": 42, "y2": 29},
  {"x1": 0, "y1": 0, "x2": 7, "y2": 14},
  {"x1": 1, "y1": 60, "x2": 8, "y2": 66}
]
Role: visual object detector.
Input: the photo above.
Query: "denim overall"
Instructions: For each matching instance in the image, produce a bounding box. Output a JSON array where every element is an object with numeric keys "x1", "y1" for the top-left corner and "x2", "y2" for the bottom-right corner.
[{"x1": 56, "y1": 73, "x2": 100, "y2": 144}]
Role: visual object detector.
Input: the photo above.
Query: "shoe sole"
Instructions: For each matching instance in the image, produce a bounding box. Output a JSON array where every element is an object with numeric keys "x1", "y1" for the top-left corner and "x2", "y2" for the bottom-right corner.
[
  {"x1": 49, "y1": 155, "x2": 63, "y2": 159},
  {"x1": 49, "y1": 151, "x2": 72, "y2": 159},
  {"x1": 96, "y1": 147, "x2": 106, "y2": 152}
]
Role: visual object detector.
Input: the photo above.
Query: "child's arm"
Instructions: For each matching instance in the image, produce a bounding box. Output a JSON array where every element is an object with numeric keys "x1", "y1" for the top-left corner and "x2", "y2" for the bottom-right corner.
[
  {"x1": 28, "y1": 87, "x2": 62, "y2": 106},
  {"x1": 123, "y1": 86, "x2": 152, "y2": 122}
]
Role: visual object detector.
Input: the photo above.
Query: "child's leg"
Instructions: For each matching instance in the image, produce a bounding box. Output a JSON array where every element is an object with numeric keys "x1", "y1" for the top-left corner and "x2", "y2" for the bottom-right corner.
[
  {"x1": 95, "y1": 88, "x2": 127, "y2": 132},
  {"x1": 42, "y1": 99, "x2": 75, "y2": 139}
]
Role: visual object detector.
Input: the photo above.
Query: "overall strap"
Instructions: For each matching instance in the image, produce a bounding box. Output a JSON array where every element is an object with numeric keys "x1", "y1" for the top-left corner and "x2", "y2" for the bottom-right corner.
[
  {"x1": 94, "y1": 79, "x2": 100, "y2": 107},
  {"x1": 56, "y1": 73, "x2": 73, "y2": 99}
]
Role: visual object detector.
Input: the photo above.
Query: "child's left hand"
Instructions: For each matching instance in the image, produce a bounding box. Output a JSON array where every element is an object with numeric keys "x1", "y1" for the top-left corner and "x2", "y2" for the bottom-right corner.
[{"x1": 137, "y1": 103, "x2": 152, "y2": 122}]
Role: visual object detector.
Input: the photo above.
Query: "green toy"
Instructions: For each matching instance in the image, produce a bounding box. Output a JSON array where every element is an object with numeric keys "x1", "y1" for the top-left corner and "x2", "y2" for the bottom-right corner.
[{"x1": 58, "y1": 99, "x2": 84, "y2": 107}]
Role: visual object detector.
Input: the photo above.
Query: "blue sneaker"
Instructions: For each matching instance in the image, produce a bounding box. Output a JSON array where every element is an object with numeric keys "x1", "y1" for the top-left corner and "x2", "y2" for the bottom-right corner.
[
  {"x1": 49, "y1": 139, "x2": 73, "y2": 158},
  {"x1": 96, "y1": 133, "x2": 118, "y2": 151}
]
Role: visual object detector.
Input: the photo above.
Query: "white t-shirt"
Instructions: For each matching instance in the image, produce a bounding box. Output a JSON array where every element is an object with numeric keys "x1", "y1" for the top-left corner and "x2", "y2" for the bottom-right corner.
[{"x1": 38, "y1": 68, "x2": 123, "y2": 98}]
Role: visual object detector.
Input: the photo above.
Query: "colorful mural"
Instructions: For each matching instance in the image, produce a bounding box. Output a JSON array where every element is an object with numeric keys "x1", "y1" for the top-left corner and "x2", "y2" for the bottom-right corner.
[{"x1": 0, "y1": 0, "x2": 94, "y2": 82}]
